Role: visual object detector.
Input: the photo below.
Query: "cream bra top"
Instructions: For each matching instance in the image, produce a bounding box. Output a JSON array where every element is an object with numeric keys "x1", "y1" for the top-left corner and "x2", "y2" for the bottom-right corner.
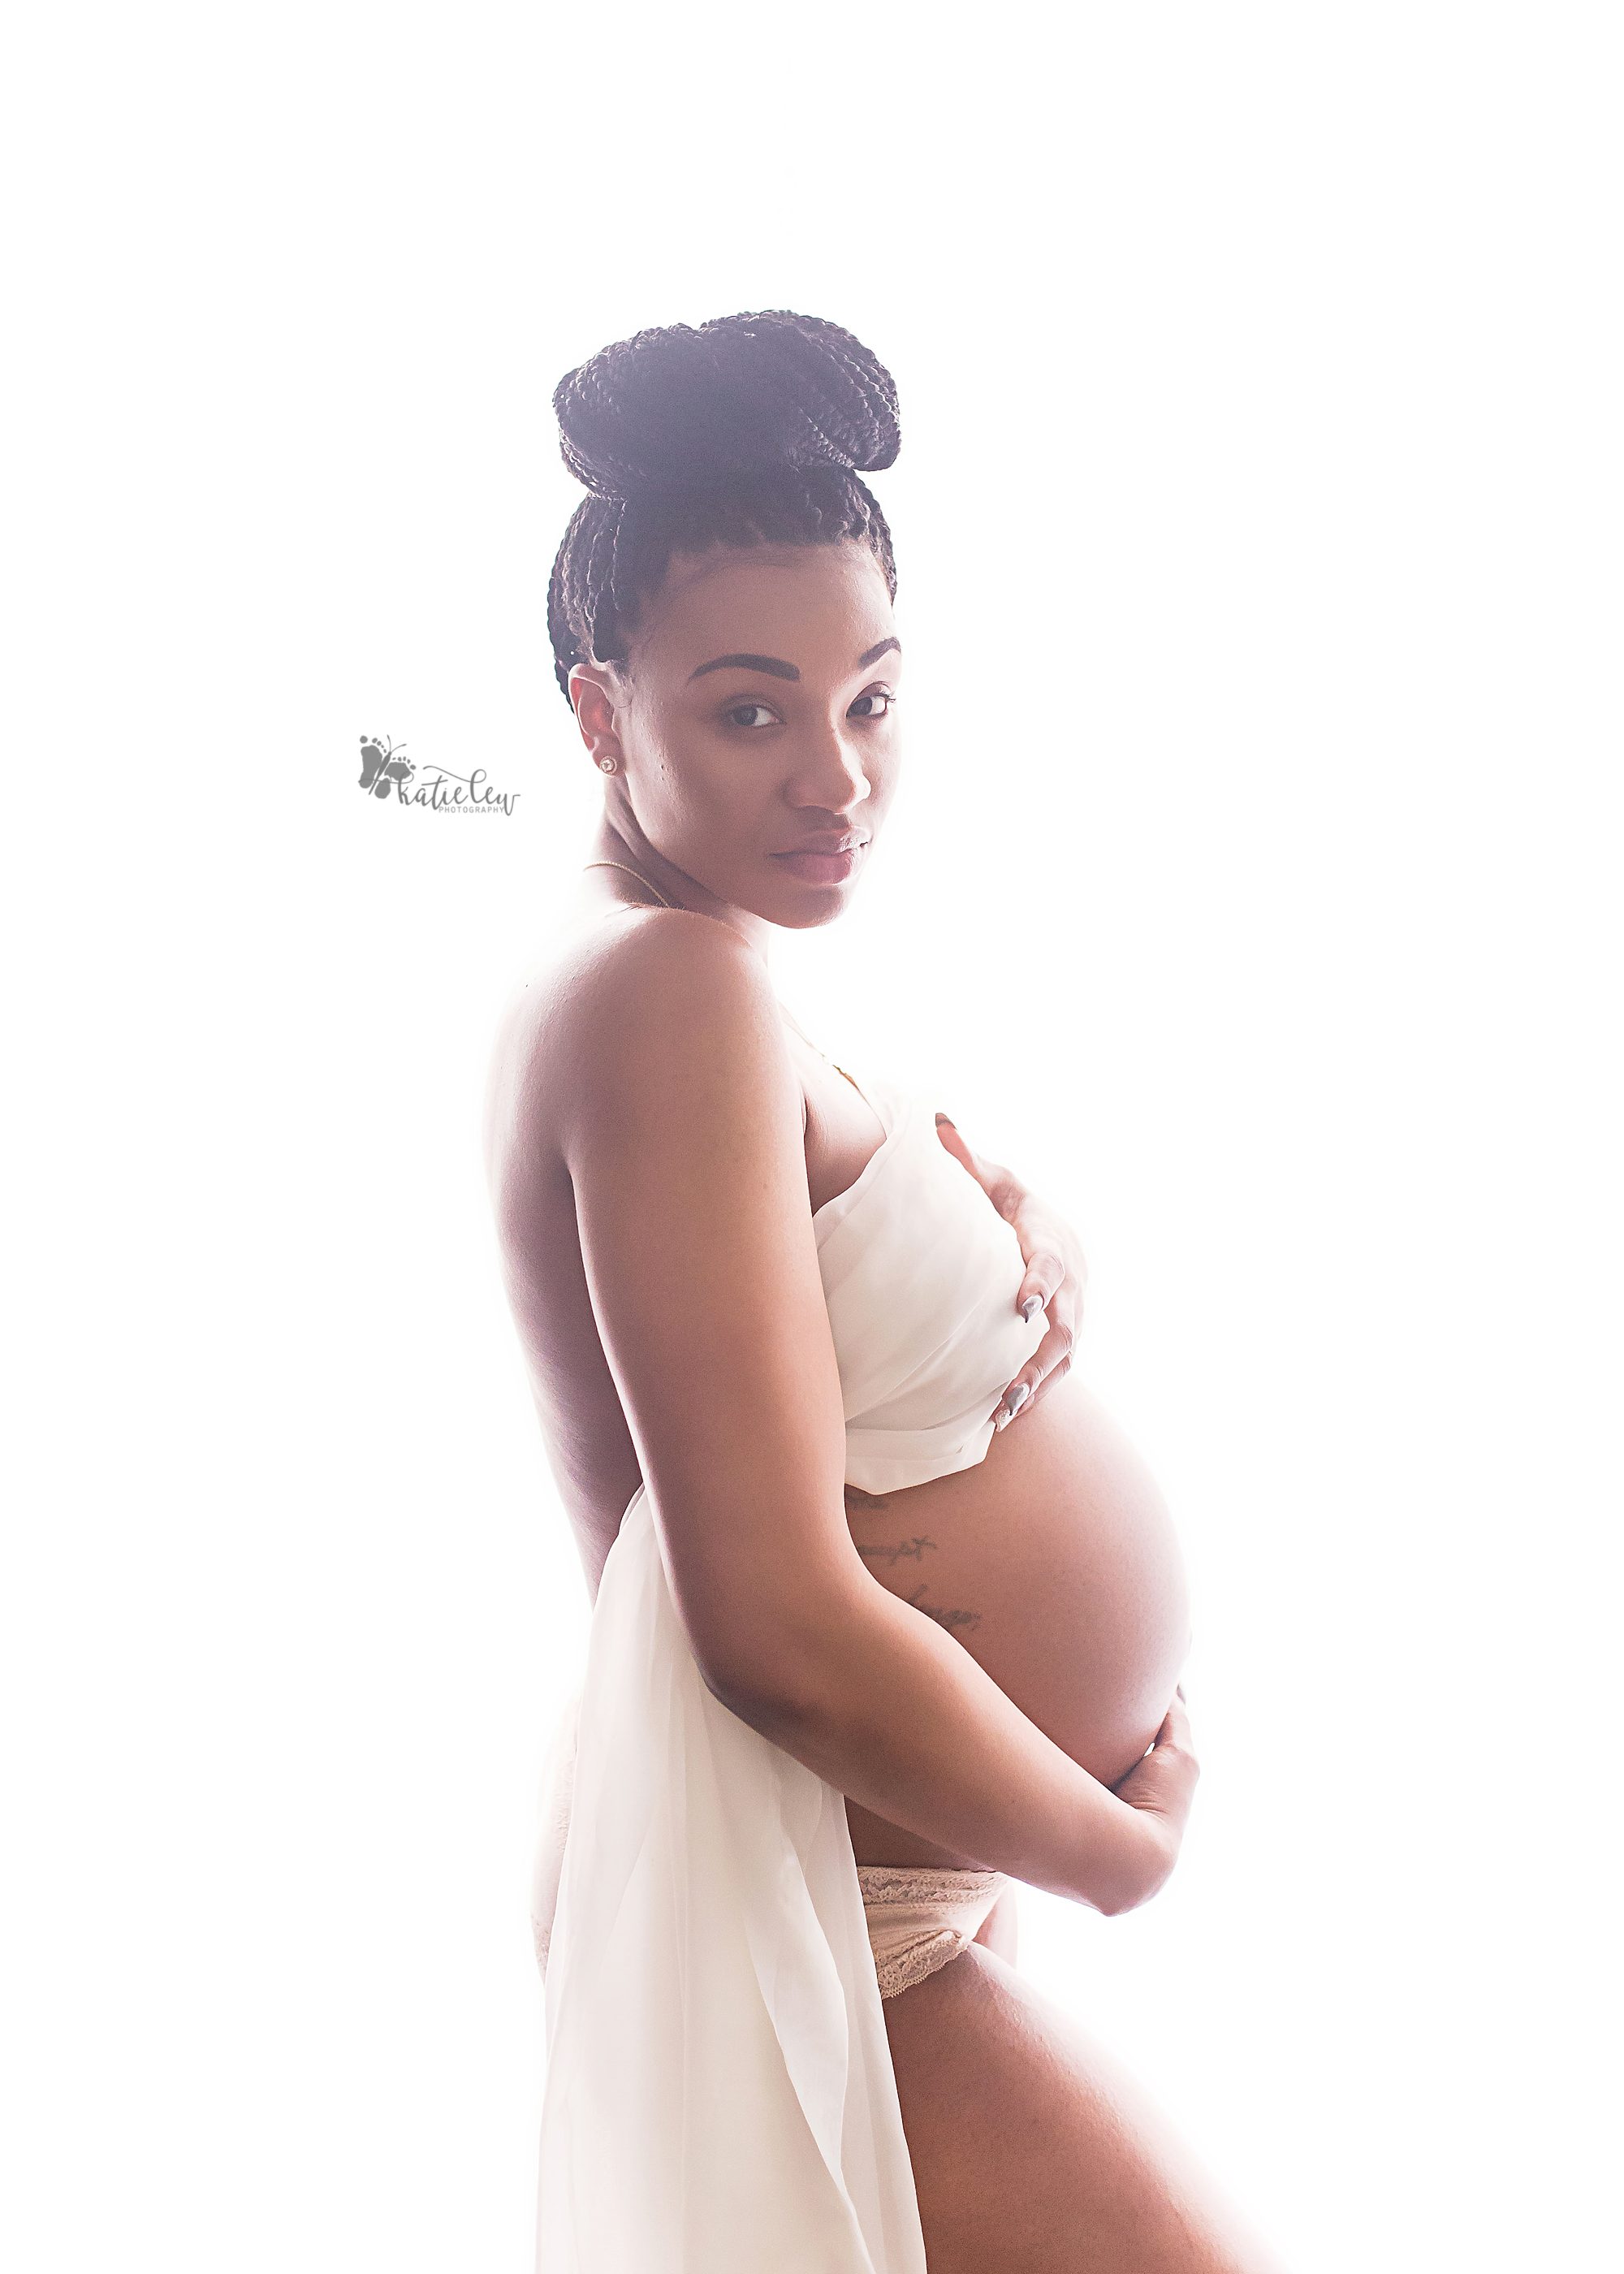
[{"x1": 813, "y1": 1067, "x2": 1047, "y2": 1494}]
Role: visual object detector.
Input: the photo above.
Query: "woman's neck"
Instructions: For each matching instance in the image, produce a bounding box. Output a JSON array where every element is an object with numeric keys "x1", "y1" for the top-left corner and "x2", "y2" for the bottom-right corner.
[{"x1": 585, "y1": 818, "x2": 774, "y2": 962}]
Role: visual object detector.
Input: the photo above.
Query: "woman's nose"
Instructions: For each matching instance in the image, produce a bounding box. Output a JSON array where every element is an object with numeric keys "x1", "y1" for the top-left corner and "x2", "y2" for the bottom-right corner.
[{"x1": 790, "y1": 720, "x2": 871, "y2": 811}]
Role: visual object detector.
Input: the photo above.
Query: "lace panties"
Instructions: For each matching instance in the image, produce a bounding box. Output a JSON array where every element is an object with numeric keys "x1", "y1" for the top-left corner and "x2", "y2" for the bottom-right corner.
[{"x1": 855, "y1": 1865, "x2": 1009, "y2": 1999}]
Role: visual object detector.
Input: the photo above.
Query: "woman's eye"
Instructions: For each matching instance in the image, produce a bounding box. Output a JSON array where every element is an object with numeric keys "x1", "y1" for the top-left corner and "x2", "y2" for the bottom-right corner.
[
  {"x1": 724, "y1": 703, "x2": 779, "y2": 729},
  {"x1": 848, "y1": 691, "x2": 895, "y2": 720}
]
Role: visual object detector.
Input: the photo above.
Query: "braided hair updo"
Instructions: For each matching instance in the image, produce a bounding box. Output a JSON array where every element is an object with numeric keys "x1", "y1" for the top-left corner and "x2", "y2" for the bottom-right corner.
[{"x1": 546, "y1": 310, "x2": 901, "y2": 704}]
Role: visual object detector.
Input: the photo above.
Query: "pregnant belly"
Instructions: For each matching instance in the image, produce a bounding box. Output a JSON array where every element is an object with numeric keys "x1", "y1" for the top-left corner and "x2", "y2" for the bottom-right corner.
[{"x1": 843, "y1": 1370, "x2": 1191, "y2": 1870}]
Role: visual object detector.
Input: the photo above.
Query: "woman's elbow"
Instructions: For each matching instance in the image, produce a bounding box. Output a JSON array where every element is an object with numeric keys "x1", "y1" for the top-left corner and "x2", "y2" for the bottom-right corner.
[
  {"x1": 696, "y1": 1654, "x2": 806, "y2": 1742},
  {"x1": 1091, "y1": 1817, "x2": 1178, "y2": 1917},
  {"x1": 690, "y1": 1615, "x2": 849, "y2": 1744}
]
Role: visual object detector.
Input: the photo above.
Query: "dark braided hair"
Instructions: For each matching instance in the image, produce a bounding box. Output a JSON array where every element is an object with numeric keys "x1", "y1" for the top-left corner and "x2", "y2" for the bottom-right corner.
[{"x1": 546, "y1": 311, "x2": 901, "y2": 704}]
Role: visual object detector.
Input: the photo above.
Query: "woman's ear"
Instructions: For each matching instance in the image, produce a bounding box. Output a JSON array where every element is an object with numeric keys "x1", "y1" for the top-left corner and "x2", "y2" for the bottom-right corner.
[{"x1": 569, "y1": 664, "x2": 626, "y2": 774}]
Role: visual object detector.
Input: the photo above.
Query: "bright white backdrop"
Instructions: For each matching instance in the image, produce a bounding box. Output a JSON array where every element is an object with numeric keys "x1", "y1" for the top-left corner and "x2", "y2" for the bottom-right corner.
[{"x1": 4, "y1": 4, "x2": 1620, "y2": 2269}]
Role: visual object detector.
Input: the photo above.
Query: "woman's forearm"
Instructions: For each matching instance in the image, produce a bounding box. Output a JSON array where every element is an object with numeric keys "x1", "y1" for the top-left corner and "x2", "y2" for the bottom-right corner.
[{"x1": 703, "y1": 1572, "x2": 1169, "y2": 1915}]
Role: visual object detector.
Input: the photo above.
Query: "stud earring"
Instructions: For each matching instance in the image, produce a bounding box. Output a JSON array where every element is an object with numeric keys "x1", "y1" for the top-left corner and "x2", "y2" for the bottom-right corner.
[{"x1": 598, "y1": 757, "x2": 617, "y2": 774}]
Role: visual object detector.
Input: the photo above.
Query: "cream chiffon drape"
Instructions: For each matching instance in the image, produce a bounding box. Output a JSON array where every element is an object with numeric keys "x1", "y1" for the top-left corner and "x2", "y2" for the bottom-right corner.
[{"x1": 535, "y1": 1483, "x2": 928, "y2": 2274}]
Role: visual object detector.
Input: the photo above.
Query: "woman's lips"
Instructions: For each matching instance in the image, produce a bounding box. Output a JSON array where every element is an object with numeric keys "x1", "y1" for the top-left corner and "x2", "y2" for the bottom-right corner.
[{"x1": 770, "y1": 842, "x2": 866, "y2": 885}]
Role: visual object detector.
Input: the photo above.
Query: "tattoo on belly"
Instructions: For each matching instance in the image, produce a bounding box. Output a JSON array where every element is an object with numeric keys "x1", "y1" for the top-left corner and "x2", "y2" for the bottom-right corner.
[
  {"x1": 903, "y1": 1585, "x2": 982, "y2": 1635},
  {"x1": 854, "y1": 1535, "x2": 936, "y2": 1566},
  {"x1": 852, "y1": 1529, "x2": 982, "y2": 1632}
]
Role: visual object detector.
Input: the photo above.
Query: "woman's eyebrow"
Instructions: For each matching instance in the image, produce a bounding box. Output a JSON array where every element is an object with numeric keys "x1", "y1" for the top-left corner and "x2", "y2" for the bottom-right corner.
[
  {"x1": 689, "y1": 653, "x2": 799, "y2": 682},
  {"x1": 688, "y1": 636, "x2": 901, "y2": 684}
]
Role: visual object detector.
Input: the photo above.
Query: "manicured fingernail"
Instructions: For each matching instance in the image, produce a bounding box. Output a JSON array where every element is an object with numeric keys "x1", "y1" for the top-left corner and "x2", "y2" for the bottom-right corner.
[
  {"x1": 1021, "y1": 1295, "x2": 1043, "y2": 1321},
  {"x1": 935, "y1": 1112, "x2": 957, "y2": 1129},
  {"x1": 1003, "y1": 1383, "x2": 1030, "y2": 1421}
]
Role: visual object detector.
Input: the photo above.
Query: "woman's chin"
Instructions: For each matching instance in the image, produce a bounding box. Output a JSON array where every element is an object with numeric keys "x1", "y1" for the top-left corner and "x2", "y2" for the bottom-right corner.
[
  {"x1": 759, "y1": 851, "x2": 869, "y2": 927},
  {"x1": 771, "y1": 884, "x2": 858, "y2": 931}
]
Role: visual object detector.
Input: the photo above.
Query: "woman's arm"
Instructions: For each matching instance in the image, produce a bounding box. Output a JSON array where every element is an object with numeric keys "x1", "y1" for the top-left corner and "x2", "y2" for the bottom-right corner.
[{"x1": 547, "y1": 915, "x2": 1191, "y2": 1914}]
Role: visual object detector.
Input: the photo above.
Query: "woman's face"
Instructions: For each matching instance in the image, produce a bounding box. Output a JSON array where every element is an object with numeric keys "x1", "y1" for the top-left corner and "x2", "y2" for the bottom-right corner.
[{"x1": 571, "y1": 539, "x2": 901, "y2": 929}]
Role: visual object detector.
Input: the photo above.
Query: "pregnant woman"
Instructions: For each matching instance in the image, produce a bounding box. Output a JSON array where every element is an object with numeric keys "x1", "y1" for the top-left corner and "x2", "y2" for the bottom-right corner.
[{"x1": 485, "y1": 311, "x2": 1285, "y2": 2272}]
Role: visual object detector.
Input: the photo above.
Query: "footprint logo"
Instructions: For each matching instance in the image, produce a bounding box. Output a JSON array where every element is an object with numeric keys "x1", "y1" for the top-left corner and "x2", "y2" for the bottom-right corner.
[{"x1": 358, "y1": 734, "x2": 413, "y2": 798}]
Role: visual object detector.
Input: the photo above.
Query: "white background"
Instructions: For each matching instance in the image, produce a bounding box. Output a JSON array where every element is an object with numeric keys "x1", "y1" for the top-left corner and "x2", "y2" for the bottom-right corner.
[{"x1": 4, "y1": 3, "x2": 1620, "y2": 2268}]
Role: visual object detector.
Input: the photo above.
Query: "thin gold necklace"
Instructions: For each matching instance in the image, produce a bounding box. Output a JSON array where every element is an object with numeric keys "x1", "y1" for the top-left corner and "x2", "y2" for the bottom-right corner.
[{"x1": 581, "y1": 860, "x2": 676, "y2": 910}]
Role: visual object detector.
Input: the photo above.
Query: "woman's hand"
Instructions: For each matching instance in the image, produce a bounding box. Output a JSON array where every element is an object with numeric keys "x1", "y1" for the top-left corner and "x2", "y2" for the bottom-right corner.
[
  {"x1": 1107, "y1": 1687, "x2": 1200, "y2": 1908},
  {"x1": 934, "y1": 1113, "x2": 1088, "y2": 1430}
]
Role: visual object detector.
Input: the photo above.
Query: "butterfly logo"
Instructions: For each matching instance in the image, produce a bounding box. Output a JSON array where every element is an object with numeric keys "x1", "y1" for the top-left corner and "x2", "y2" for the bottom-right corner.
[{"x1": 358, "y1": 734, "x2": 414, "y2": 798}]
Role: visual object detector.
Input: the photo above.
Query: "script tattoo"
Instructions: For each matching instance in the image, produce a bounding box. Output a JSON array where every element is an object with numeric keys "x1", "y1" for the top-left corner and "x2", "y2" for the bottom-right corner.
[
  {"x1": 847, "y1": 1491, "x2": 981, "y2": 1628},
  {"x1": 855, "y1": 1536, "x2": 937, "y2": 1567},
  {"x1": 904, "y1": 1585, "x2": 982, "y2": 1635}
]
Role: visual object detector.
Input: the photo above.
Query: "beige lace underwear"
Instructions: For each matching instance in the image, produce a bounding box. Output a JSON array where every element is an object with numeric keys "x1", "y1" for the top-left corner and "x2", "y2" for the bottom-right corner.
[{"x1": 855, "y1": 1864, "x2": 1009, "y2": 1999}]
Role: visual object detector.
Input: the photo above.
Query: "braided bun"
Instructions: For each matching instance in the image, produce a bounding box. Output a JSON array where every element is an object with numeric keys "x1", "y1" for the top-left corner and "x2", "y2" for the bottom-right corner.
[
  {"x1": 553, "y1": 310, "x2": 901, "y2": 500},
  {"x1": 546, "y1": 309, "x2": 901, "y2": 704}
]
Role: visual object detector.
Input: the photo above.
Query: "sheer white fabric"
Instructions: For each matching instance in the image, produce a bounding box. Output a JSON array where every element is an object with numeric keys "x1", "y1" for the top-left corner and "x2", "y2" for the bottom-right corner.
[
  {"x1": 815, "y1": 1076, "x2": 1046, "y2": 1493},
  {"x1": 537, "y1": 1066, "x2": 1042, "y2": 2268},
  {"x1": 538, "y1": 1486, "x2": 927, "y2": 2274}
]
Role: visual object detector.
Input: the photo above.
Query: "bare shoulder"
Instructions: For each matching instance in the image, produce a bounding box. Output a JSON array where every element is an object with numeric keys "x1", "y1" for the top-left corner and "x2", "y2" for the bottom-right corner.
[
  {"x1": 483, "y1": 910, "x2": 793, "y2": 1206},
  {"x1": 564, "y1": 911, "x2": 784, "y2": 1131}
]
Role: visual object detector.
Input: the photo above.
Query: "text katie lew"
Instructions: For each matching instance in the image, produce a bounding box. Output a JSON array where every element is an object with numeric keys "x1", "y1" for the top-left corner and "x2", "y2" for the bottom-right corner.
[{"x1": 396, "y1": 767, "x2": 520, "y2": 815}]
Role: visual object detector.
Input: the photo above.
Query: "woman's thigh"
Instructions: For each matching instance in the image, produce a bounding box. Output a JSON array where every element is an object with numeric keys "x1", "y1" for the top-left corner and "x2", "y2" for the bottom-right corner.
[{"x1": 883, "y1": 1944, "x2": 1289, "y2": 2274}]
